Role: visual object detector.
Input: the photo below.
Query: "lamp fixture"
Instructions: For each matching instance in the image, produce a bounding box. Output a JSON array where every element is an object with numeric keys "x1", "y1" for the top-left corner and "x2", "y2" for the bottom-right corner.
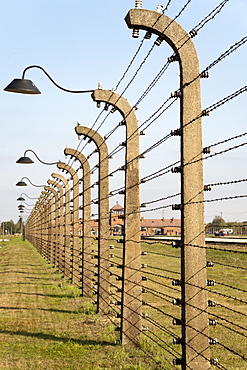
[
  {"x1": 16, "y1": 149, "x2": 58, "y2": 165},
  {"x1": 16, "y1": 177, "x2": 45, "y2": 187},
  {"x1": 17, "y1": 196, "x2": 25, "y2": 201},
  {"x1": 4, "y1": 65, "x2": 94, "y2": 95}
]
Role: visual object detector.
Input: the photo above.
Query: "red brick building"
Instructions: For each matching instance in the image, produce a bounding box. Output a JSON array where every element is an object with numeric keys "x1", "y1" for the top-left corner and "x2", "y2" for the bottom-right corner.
[{"x1": 90, "y1": 203, "x2": 181, "y2": 236}]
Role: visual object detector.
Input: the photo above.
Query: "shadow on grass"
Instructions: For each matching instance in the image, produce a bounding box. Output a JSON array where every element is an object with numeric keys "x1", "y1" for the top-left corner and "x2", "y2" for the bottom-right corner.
[
  {"x1": 0, "y1": 329, "x2": 115, "y2": 346},
  {"x1": 14, "y1": 291, "x2": 77, "y2": 299},
  {"x1": 0, "y1": 306, "x2": 77, "y2": 314}
]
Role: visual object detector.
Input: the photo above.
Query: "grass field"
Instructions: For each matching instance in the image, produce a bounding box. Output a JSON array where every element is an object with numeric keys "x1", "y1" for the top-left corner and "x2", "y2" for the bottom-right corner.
[
  {"x1": 0, "y1": 236, "x2": 246, "y2": 369},
  {"x1": 108, "y1": 237, "x2": 247, "y2": 370},
  {"x1": 0, "y1": 237, "x2": 156, "y2": 370}
]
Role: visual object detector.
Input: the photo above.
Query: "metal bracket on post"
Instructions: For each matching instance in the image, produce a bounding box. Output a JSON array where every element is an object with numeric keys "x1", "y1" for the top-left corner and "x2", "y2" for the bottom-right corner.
[{"x1": 125, "y1": 8, "x2": 209, "y2": 367}]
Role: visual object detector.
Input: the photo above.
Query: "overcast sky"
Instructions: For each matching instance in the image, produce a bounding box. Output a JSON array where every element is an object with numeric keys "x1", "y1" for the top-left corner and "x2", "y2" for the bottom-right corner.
[{"x1": 0, "y1": 0, "x2": 246, "y2": 225}]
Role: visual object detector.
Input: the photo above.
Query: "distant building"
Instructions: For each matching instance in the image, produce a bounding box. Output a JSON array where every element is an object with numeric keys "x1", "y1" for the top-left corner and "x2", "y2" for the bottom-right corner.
[
  {"x1": 140, "y1": 217, "x2": 180, "y2": 236},
  {"x1": 89, "y1": 202, "x2": 181, "y2": 236},
  {"x1": 109, "y1": 202, "x2": 124, "y2": 236}
]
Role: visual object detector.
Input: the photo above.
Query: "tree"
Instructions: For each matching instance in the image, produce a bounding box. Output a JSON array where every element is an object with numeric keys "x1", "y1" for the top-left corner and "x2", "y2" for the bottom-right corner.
[
  {"x1": 0, "y1": 219, "x2": 22, "y2": 235},
  {"x1": 209, "y1": 215, "x2": 226, "y2": 227}
]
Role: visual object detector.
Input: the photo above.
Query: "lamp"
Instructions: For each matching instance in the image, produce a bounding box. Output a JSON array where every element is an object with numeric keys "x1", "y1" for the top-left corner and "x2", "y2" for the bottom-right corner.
[
  {"x1": 16, "y1": 177, "x2": 45, "y2": 187},
  {"x1": 17, "y1": 193, "x2": 38, "y2": 201},
  {"x1": 17, "y1": 196, "x2": 25, "y2": 201},
  {"x1": 4, "y1": 65, "x2": 94, "y2": 95},
  {"x1": 16, "y1": 149, "x2": 58, "y2": 165}
]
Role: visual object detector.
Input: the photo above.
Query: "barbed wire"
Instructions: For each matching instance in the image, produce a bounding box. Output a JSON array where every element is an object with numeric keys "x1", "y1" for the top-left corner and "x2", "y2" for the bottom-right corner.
[{"x1": 191, "y1": 0, "x2": 231, "y2": 34}]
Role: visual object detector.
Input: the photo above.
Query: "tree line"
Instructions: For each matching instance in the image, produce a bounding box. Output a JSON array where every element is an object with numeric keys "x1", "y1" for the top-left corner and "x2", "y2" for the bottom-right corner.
[{"x1": 0, "y1": 219, "x2": 22, "y2": 235}]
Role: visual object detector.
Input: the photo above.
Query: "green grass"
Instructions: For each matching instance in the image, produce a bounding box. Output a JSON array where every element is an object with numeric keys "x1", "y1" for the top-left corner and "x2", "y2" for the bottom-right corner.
[
  {"x1": 1, "y1": 236, "x2": 246, "y2": 369},
  {"x1": 108, "y1": 237, "x2": 247, "y2": 369},
  {"x1": 0, "y1": 237, "x2": 156, "y2": 370}
]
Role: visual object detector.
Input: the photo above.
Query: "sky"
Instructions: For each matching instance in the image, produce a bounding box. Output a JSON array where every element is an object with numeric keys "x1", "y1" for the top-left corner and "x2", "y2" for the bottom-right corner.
[{"x1": 0, "y1": 0, "x2": 246, "y2": 225}]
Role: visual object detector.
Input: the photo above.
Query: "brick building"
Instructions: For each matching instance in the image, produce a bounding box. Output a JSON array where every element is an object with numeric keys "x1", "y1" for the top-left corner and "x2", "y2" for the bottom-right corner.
[{"x1": 90, "y1": 202, "x2": 181, "y2": 236}]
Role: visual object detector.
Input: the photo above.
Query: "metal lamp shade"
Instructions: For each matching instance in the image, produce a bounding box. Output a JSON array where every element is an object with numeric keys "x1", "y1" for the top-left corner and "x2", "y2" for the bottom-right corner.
[
  {"x1": 4, "y1": 79, "x2": 41, "y2": 94},
  {"x1": 16, "y1": 156, "x2": 34, "y2": 164},
  {"x1": 16, "y1": 181, "x2": 27, "y2": 186},
  {"x1": 17, "y1": 196, "x2": 25, "y2": 201}
]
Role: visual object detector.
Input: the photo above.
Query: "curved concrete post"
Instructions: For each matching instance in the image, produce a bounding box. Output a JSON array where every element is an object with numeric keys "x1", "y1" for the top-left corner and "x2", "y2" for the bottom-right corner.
[
  {"x1": 57, "y1": 162, "x2": 80, "y2": 285},
  {"x1": 40, "y1": 190, "x2": 53, "y2": 261},
  {"x1": 75, "y1": 125, "x2": 109, "y2": 314},
  {"x1": 48, "y1": 179, "x2": 65, "y2": 274},
  {"x1": 64, "y1": 147, "x2": 92, "y2": 297},
  {"x1": 52, "y1": 172, "x2": 71, "y2": 280},
  {"x1": 45, "y1": 185, "x2": 59, "y2": 266},
  {"x1": 125, "y1": 9, "x2": 209, "y2": 368},
  {"x1": 32, "y1": 200, "x2": 44, "y2": 254},
  {"x1": 92, "y1": 90, "x2": 142, "y2": 346}
]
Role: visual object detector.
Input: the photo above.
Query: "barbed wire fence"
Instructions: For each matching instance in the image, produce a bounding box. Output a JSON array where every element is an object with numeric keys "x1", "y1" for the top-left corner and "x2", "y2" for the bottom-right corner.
[{"x1": 24, "y1": 1, "x2": 247, "y2": 369}]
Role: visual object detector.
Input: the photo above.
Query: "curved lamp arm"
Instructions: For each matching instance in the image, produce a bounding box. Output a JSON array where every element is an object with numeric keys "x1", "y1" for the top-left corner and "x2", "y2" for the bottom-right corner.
[
  {"x1": 17, "y1": 149, "x2": 59, "y2": 165},
  {"x1": 16, "y1": 177, "x2": 45, "y2": 187},
  {"x1": 17, "y1": 193, "x2": 39, "y2": 200},
  {"x1": 21, "y1": 65, "x2": 94, "y2": 94}
]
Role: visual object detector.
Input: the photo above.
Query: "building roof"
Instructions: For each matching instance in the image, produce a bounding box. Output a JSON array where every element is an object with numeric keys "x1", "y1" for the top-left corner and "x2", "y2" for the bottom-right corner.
[
  {"x1": 111, "y1": 203, "x2": 124, "y2": 211},
  {"x1": 140, "y1": 218, "x2": 181, "y2": 228}
]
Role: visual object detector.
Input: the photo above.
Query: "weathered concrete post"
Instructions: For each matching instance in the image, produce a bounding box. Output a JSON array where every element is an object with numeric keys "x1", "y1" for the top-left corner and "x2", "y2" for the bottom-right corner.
[
  {"x1": 45, "y1": 185, "x2": 59, "y2": 266},
  {"x1": 75, "y1": 125, "x2": 109, "y2": 314},
  {"x1": 91, "y1": 90, "x2": 142, "y2": 347},
  {"x1": 64, "y1": 147, "x2": 92, "y2": 297},
  {"x1": 57, "y1": 162, "x2": 80, "y2": 285},
  {"x1": 47, "y1": 179, "x2": 65, "y2": 273},
  {"x1": 32, "y1": 201, "x2": 43, "y2": 254},
  {"x1": 52, "y1": 173, "x2": 71, "y2": 280},
  {"x1": 40, "y1": 191, "x2": 53, "y2": 261},
  {"x1": 125, "y1": 8, "x2": 209, "y2": 368}
]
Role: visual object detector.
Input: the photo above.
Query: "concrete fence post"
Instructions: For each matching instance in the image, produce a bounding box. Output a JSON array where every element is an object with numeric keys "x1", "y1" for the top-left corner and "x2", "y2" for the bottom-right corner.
[
  {"x1": 75, "y1": 125, "x2": 110, "y2": 314},
  {"x1": 125, "y1": 8, "x2": 209, "y2": 368},
  {"x1": 57, "y1": 162, "x2": 80, "y2": 285},
  {"x1": 91, "y1": 89, "x2": 142, "y2": 347},
  {"x1": 47, "y1": 179, "x2": 65, "y2": 274},
  {"x1": 45, "y1": 185, "x2": 59, "y2": 266},
  {"x1": 52, "y1": 173, "x2": 71, "y2": 280},
  {"x1": 64, "y1": 147, "x2": 92, "y2": 297}
]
